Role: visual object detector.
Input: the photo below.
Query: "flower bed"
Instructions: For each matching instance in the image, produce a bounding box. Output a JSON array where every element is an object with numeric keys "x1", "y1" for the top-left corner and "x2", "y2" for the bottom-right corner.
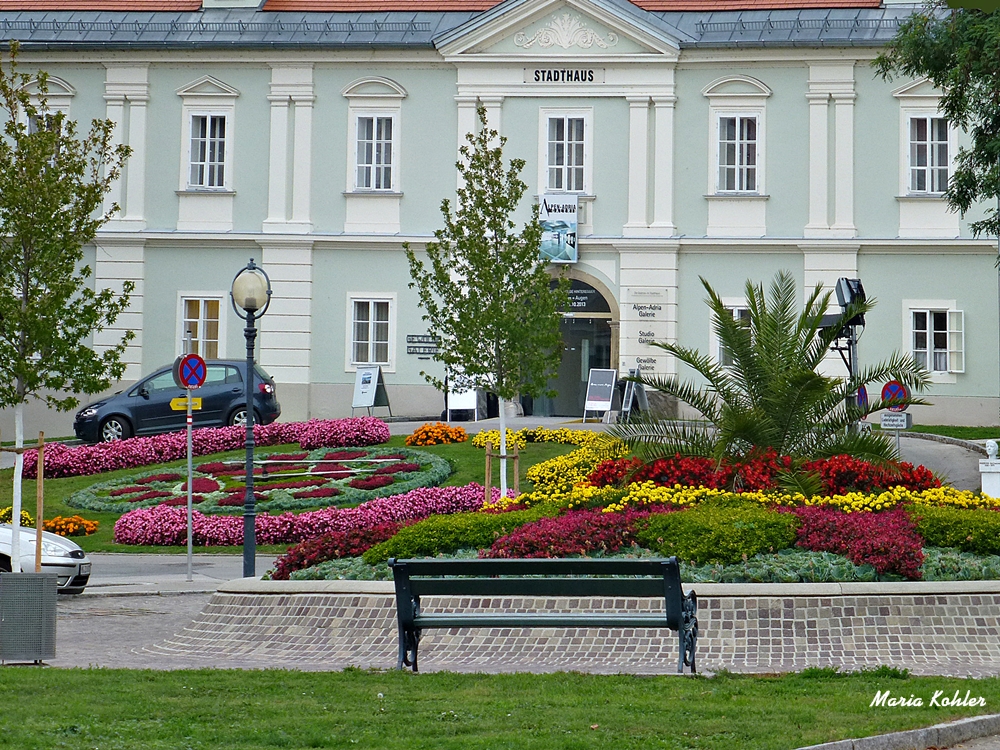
[
  {"x1": 405, "y1": 422, "x2": 468, "y2": 446},
  {"x1": 43, "y1": 515, "x2": 99, "y2": 537},
  {"x1": 113, "y1": 483, "x2": 505, "y2": 546},
  {"x1": 21, "y1": 417, "x2": 390, "y2": 479},
  {"x1": 72, "y1": 446, "x2": 450, "y2": 515}
]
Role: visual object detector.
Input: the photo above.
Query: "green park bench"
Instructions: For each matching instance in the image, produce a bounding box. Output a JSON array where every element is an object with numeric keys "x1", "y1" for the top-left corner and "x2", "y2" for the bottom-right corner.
[{"x1": 388, "y1": 557, "x2": 699, "y2": 674}]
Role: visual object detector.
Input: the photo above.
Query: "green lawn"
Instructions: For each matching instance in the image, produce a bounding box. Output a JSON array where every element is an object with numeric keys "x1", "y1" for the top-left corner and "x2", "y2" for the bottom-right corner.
[
  {"x1": 0, "y1": 668, "x2": 996, "y2": 749},
  {"x1": 907, "y1": 424, "x2": 999, "y2": 441},
  {"x1": 0, "y1": 434, "x2": 575, "y2": 554}
]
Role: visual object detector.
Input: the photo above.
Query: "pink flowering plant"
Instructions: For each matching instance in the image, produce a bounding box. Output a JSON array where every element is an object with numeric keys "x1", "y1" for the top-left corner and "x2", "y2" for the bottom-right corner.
[
  {"x1": 22, "y1": 417, "x2": 391, "y2": 479},
  {"x1": 113, "y1": 483, "x2": 506, "y2": 546},
  {"x1": 72, "y1": 446, "x2": 449, "y2": 514}
]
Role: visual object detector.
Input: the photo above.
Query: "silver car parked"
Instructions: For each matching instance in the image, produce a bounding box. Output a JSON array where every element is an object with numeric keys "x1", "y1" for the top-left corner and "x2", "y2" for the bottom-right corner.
[{"x1": 0, "y1": 524, "x2": 92, "y2": 594}]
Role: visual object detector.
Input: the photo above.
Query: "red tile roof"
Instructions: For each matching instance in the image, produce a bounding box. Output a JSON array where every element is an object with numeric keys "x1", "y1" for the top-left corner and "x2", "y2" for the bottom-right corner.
[
  {"x1": 3, "y1": 0, "x2": 202, "y2": 8},
  {"x1": 636, "y1": 0, "x2": 881, "y2": 9}
]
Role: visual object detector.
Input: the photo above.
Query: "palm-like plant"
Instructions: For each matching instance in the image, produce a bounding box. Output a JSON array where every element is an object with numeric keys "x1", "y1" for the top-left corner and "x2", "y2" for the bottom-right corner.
[{"x1": 611, "y1": 271, "x2": 930, "y2": 464}]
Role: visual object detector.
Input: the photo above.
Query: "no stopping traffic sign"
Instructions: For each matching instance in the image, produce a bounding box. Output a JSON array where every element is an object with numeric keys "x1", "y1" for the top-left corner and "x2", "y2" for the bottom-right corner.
[
  {"x1": 172, "y1": 353, "x2": 207, "y2": 390},
  {"x1": 881, "y1": 380, "x2": 909, "y2": 413}
]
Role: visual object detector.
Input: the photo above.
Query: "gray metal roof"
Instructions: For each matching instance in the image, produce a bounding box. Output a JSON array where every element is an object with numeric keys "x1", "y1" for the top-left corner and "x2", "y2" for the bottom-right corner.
[{"x1": 0, "y1": 4, "x2": 922, "y2": 49}]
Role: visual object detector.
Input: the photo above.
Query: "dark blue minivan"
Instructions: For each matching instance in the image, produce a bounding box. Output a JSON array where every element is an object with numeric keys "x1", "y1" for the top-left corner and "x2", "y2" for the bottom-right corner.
[{"x1": 73, "y1": 360, "x2": 281, "y2": 443}]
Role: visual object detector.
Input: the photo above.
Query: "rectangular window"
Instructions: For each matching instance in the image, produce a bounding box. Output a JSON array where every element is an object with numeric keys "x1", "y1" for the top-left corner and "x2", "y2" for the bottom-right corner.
[
  {"x1": 909, "y1": 116, "x2": 949, "y2": 193},
  {"x1": 911, "y1": 309, "x2": 963, "y2": 373},
  {"x1": 182, "y1": 298, "x2": 221, "y2": 359},
  {"x1": 189, "y1": 114, "x2": 227, "y2": 188},
  {"x1": 719, "y1": 306, "x2": 751, "y2": 368},
  {"x1": 547, "y1": 116, "x2": 585, "y2": 192},
  {"x1": 356, "y1": 115, "x2": 393, "y2": 190},
  {"x1": 352, "y1": 299, "x2": 390, "y2": 364},
  {"x1": 718, "y1": 115, "x2": 757, "y2": 192}
]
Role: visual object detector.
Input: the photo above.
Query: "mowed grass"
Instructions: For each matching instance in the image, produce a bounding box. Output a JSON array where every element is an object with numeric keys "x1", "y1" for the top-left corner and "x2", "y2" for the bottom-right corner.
[
  {"x1": 907, "y1": 424, "x2": 999, "y2": 441},
  {"x1": 0, "y1": 433, "x2": 575, "y2": 554},
  {"x1": 0, "y1": 667, "x2": 997, "y2": 750}
]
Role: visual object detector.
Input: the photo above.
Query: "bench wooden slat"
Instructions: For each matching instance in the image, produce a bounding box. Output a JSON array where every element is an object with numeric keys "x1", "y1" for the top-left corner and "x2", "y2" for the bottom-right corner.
[
  {"x1": 414, "y1": 613, "x2": 670, "y2": 629},
  {"x1": 409, "y1": 577, "x2": 665, "y2": 597},
  {"x1": 393, "y1": 558, "x2": 674, "y2": 577}
]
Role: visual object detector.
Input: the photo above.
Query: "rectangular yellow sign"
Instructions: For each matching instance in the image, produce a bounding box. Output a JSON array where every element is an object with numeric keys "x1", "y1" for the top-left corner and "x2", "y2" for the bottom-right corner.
[{"x1": 170, "y1": 397, "x2": 202, "y2": 411}]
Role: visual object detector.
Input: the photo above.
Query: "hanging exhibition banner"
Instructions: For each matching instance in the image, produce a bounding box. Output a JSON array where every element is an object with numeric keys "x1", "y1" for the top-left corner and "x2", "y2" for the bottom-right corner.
[{"x1": 539, "y1": 194, "x2": 578, "y2": 263}]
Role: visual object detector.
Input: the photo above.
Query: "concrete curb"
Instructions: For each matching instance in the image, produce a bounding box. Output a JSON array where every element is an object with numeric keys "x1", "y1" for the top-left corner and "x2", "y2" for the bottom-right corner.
[
  {"x1": 904, "y1": 430, "x2": 988, "y2": 456},
  {"x1": 217, "y1": 577, "x2": 1000, "y2": 597},
  {"x1": 76, "y1": 587, "x2": 219, "y2": 598},
  {"x1": 795, "y1": 714, "x2": 1000, "y2": 750}
]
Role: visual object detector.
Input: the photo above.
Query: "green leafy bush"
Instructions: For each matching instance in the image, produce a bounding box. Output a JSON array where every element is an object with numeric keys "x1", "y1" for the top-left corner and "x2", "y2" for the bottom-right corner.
[
  {"x1": 362, "y1": 506, "x2": 557, "y2": 564},
  {"x1": 921, "y1": 547, "x2": 1000, "y2": 580},
  {"x1": 681, "y1": 549, "x2": 879, "y2": 583},
  {"x1": 634, "y1": 499, "x2": 798, "y2": 565},
  {"x1": 908, "y1": 505, "x2": 1000, "y2": 555}
]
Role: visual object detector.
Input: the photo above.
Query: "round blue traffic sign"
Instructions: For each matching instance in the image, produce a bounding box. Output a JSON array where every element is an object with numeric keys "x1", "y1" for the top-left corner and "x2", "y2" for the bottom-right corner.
[
  {"x1": 857, "y1": 384, "x2": 868, "y2": 420},
  {"x1": 881, "y1": 380, "x2": 909, "y2": 413},
  {"x1": 177, "y1": 353, "x2": 207, "y2": 389}
]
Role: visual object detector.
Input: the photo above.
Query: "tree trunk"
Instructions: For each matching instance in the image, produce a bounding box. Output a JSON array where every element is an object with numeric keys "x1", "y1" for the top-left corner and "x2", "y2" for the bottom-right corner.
[
  {"x1": 10, "y1": 401, "x2": 24, "y2": 573},
  {"x1": 498, "y1": 397, "x2": 508, "y2": 498}
]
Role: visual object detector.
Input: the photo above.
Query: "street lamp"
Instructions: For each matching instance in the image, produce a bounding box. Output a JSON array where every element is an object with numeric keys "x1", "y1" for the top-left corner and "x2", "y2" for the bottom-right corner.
[{"x1": 230, "y1": 258, "x2": 272, "y2": 578}]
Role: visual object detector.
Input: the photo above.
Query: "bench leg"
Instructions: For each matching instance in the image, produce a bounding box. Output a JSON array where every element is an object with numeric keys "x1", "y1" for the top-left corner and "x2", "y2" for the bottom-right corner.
[
  {"x1": 397, "y1": 624, "x2": 420, "y2": 672},
  {"x1": 677, "y1": 592, "x2": 699, "y2": 674}
]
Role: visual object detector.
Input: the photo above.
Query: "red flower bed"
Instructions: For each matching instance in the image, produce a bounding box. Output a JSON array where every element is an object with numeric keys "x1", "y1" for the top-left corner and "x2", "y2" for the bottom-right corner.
[
  {"x1": 180, "y1": 477, "x2": 220, "y2": 493},
  {"x1": 802, "y1": 455, "x2": 939, "y2": 494},
  {"x1": 261, "y1": 463, "x2": 307, "y2": 474},
  {"x1": 196, "y1": 462, "x2": 262, "y2": 477},
  {"x1": 349, "y1": 475, "x2": 395, "y2": 491},
  {"x1": 218, "y1": 492, "x2": 266, "y2": 506},
  {"x1": 792, "y1": 506, "x2": 924, "y2": 579},
  {"x1": 292, "y1": 487, "x2": 342, "y2": 500},
  {"x1": 323, "y1": 450, "x2": 368, "y2": 461},
  {"x1": 158, "y1": 496, "x2": 205, "y2": 507},
  {"x1": 588, "y1": 451, "x2": 938, "y2": 495},
  {"x1": 270, "y1": 522, "x2": 402, "y2": 580},
  {"x1": 374, "y1": 462, "x2": 421, "y2": 475},
  {"x1": 135, "y1": 473, "x2": 183, "y2": 485},
  {"x1": 129, "y1": 490, "x2": 173, "y2": 503},
  {"x1": 312, "y1": 463, "x2": 352, "y2": 477},
  {"x1": 380, "y1": 454, "x2": 407, "y2": 460},
  {"x1": 482, "y1": 510, "x2": 645, "y2": 559}
]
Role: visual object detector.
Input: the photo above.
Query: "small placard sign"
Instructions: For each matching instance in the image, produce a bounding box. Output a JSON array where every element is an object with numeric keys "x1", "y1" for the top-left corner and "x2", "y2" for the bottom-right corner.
[
  {"x1": 353, "y1": 366, "x2": 390, "y2": 410},
  {"x1": 584, "y1": 368, "x2": 618, "y2": 413}
]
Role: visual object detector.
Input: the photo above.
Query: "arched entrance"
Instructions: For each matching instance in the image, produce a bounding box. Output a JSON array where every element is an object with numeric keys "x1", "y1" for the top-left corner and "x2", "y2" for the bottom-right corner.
[{"x1": 532, "y1": 278, "x2": 617, "y2": 417}]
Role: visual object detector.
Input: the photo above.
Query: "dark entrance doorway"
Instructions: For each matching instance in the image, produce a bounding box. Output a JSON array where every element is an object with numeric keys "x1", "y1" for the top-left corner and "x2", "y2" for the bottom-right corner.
[{"x1": 533, "y1": 280, "x2": 614, "y2": 417}]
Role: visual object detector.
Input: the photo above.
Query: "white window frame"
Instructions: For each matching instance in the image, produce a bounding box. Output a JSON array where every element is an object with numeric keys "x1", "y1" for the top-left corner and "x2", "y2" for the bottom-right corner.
[
  {"x1": 176, "y1": 293, "x2": 228, "y2": 359},
  {"x1": 904, "y1": 112, "x2": 955, "y2": 196},
  {"x1": 711, "y1": 110, "x2": 764, "y2": 195},
  {"x1": 345, "y1": 293, "x2": 397, "y2": 372},
  {"x1": 709, "y1": 297, "x2": 750, "y2": 368},
  {"x1": 187, "y1": 113, "x2": 229, "y2": 190},
  {"x1": 176, "y1": 76, "x2": 238, "y2": 194},
  {"x1": 903, "y1": 299, "x2": 964, "y2": 383},
  {"x1": 538, "y1": 108, "x2": 593, "y2": 195},
  {"x1": 702, "y1": 76, "x2": 770, "y2": 197},
  {"x1": 715, "y1": 114, "x2": 760, "y2": 194},
  {"x1": 351, "y1": 111, "x2": 398, "y2": 192}
]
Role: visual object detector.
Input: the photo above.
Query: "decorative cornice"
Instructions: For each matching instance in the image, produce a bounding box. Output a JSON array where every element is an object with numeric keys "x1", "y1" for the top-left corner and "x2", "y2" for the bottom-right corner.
[{"x1": 514, "y1": 13, "x2": 619, "y2": 50}]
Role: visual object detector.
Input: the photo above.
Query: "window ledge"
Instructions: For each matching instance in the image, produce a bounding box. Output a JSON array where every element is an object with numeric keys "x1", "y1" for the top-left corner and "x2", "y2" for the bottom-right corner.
[
  {"x1": 928, "y1": 371, "x2": 958, "y2": 384},
  {"x1": 896, "y1": 194, "x2": 948, "y2": 201},
  {"x1": 705, "y1": 193, "x2": 769, "y2": 200},
  {"x1": 176, "y1": 189, "x2": 236, "y2": 196},
  {"x1": 344, "y1": 191, "x2": 403, "y2": 197}
]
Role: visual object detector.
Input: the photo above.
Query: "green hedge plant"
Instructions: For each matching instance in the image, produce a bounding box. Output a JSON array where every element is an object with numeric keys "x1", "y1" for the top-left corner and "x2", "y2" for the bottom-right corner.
[{"x1": 909, "y1": 505, "x2": 1000, "y2": 556}]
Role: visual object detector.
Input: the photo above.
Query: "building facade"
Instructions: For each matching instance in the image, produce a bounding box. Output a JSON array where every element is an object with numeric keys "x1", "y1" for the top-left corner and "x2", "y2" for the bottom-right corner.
[{"x1": 1, "y1": 0, "x2": 997, "y2": 435}]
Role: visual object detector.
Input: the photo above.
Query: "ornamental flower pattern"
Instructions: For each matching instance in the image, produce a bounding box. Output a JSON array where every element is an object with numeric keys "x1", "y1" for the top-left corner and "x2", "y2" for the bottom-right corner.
[{"x1": 514, "y1": 14, "x2": 618, "y2": 50}]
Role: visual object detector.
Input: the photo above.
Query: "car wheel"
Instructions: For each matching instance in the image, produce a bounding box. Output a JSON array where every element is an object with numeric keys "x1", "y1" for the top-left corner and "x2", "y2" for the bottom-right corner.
[
  {"x1": 228, "y1": 408, "x2": 261, "y2": 428},
  {"x1": 100, "y1": 416, "x2": 132, "y2": 442}
]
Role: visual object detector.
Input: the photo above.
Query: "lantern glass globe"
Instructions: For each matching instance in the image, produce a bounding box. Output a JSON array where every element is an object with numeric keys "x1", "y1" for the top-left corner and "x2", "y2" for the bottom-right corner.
[{"x1": 232, "y1": 268, "x2": 268, "y2": 312}]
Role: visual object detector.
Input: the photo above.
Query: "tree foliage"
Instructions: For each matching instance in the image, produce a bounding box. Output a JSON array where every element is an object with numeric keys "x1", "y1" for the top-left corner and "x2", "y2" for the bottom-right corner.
[
  {"x1": 610, "y1": 271, "x2": 931, "y2": 464},
  {"x1": 404, "y1": 105, "x2": 568, "y2": 402},
  {"x1": 0, "y1": 43, "x2": 134, "y2": 411},
  {"x1": 874, "y1": 3, "x2": 1000, "y2": 239}
]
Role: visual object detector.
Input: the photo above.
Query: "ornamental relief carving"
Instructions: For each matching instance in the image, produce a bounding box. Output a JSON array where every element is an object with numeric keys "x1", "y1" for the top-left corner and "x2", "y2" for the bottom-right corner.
[{"x1": 514, "y1": 13, "x2": 619, "y2": 50}]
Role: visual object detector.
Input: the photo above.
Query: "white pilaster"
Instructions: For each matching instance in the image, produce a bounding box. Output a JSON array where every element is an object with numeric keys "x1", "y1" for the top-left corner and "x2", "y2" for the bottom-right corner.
[
  {"x1": 93, "y1": 237, "x2": 145, "y2": 380},
  {"x1": 479, "y1": 95, "x2": 503, "y2": 136},
  {"x1": 264, "y1": 64, "x2": 314, "y2": 234},
  {"x1": 624, "y1": 96, "x2": 650, "y2": 235},
  {"x1": 257, "y1": 241, "x2": 314, "y2": 389},
  {"x1": 805, "y1": 92, "x2": 829, "y2": 236},
  {"x1": 102, "y1": 64, "x2": 149, "y2": 231},
  {"x1": 833, "y1": 91, "x2": 856, "y2": 236},
  {"x1": 456, "y1": 96, "x2": 478, "y2": 188},
  {"x1": 651, "y1": 96, "x2": 676, "y2": 234}
]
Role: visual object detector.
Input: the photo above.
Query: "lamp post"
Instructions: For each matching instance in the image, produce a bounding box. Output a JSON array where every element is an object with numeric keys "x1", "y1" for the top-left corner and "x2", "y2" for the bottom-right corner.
[{"x1": 230, "y1": 258, "x2": 272, "y2": 578}]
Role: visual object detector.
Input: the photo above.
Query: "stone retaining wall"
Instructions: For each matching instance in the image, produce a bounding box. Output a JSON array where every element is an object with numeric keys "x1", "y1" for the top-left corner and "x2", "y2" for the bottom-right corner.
[{"x1": 143, "y1": 580, "x2": 1000, "y2": 676}]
